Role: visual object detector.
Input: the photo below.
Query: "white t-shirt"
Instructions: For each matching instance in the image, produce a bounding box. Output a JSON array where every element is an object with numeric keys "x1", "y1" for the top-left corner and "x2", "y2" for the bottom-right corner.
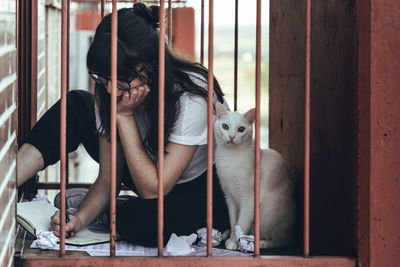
[{"x1": 95, "y1": 72, "x2": 229, "y2": 184}]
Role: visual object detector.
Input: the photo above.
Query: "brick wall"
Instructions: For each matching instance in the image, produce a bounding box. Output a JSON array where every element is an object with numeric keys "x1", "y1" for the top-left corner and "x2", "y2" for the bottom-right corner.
[{"x1": 0, "y1": 0, "x2": 17, "y2": 266}]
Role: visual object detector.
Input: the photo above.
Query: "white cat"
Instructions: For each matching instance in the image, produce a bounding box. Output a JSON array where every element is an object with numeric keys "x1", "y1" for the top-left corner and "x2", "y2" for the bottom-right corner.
[{"x1": 214, "y1": 102, "x2": 296, "y2": 250}]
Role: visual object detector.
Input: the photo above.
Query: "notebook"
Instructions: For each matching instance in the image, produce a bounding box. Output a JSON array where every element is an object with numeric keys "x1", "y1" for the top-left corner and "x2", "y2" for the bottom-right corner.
[{"x1": 17, "y1": 201, "x2": 115, "y2": 246}]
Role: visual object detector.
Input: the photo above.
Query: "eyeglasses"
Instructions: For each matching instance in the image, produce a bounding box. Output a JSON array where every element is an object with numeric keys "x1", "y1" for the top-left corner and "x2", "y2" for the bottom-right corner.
[{"x1": 89, "y1": 67, "x2": 145, "y2": 92}]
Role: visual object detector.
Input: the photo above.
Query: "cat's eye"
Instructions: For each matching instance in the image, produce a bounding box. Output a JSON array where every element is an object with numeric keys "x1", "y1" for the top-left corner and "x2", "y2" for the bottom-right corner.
[
  {"x1": 222, "y1": 123, "x2": 229, "y2": 130},
  {"x1": 237, "y1": 126, "x2": 246, "y2": 133}
]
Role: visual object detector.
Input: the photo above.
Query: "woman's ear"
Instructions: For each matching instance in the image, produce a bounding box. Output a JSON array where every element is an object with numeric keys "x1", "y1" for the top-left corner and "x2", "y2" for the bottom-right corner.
[
  {"x1": 216, "y1": 102, "x2": 228, "y2": 119},
  {"x1": 244, "y1": 108, "x2": 256, "y2": 124}
]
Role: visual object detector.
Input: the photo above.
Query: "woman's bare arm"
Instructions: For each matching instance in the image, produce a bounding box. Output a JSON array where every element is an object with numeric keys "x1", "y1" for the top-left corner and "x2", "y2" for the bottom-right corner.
[
  {"x1": 114, "y1": 84, "x2": 197, "y2": 199},
  {"x1": 117, "y1": 114, "x2": 197, "y2": 199},
  {"x1": 51, "y1": 137, "x2": 125, "y2": 236}
]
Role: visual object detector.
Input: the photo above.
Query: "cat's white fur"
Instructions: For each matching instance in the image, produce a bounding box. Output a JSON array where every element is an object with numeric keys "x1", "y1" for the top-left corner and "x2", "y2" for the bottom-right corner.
[{"x1": 214, "y1": 102, "x2": 296, "y2": 250}]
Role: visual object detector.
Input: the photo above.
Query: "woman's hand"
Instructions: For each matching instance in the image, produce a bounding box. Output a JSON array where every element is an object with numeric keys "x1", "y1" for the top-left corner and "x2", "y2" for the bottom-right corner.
[
  {"x1": 117, "y1": 84, "x2": 150, "y2": 117},
  {"x1": 50, "y1": 210, "x2": 82, "y2": 238}
]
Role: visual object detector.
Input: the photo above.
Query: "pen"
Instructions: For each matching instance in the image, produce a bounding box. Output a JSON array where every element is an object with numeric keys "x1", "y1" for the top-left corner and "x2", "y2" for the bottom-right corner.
[{"x1": 65, "y1": 198, "x2": 72, "y2": 238}]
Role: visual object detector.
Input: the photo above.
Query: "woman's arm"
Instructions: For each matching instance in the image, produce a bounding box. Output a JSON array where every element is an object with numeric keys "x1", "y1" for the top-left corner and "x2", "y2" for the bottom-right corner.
[
  {"x1": 115, "y1": 85, "x2": 198, "y2": 199},
  {"x1": 117, "y1": 114, "x2": 197, "y2": 199},
  {"x1": 51, "y1": 137, "x2": 125, "y2": 236}
]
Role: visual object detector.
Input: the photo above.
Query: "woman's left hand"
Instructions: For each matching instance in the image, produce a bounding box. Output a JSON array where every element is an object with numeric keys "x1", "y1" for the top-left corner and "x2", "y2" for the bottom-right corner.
[{"x1": 117, "y1": 84, "x2": 150, "y2": 116}]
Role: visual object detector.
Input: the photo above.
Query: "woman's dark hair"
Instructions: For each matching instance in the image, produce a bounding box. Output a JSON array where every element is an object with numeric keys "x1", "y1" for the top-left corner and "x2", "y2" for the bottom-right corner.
[{"x1": 87, "y1": 3, "x2": 224, "y2": 154}]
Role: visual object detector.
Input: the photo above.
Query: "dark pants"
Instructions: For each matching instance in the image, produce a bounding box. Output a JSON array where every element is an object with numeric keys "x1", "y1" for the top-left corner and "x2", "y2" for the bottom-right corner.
[{"x1": 24, "y1": 90, "x2": 230, "y2": 246}]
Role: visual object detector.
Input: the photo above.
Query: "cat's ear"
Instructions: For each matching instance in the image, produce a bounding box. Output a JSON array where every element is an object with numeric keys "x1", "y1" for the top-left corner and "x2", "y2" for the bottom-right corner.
[
  {"x1": 216, "y1": 102, "x2": 228, "y2": 119},
  {"x1": 244, "y1": 108, "x2": 256, "y2": 124}
]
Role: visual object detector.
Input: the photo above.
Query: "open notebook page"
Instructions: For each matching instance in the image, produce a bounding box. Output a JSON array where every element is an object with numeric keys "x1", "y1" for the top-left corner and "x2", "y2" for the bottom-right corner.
[{"x1": 17, "y1": 201, "x2": 112, "y2": 246}]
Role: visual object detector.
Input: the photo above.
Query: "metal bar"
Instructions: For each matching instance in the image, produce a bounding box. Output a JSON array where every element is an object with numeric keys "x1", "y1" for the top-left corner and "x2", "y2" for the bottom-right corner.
[
  {"x1": 109, "y1": 0, "x2": 118, "y2": 257},
  {"x1": 59, "y1": 0, "x2": 68, "y2": 257},
  {"x1": 158, "y1": 0, "x2": 166, "y2": 256},
  {"x1": 168, "y1": 0, "x2": 172, "y2": 47},
  {"x1": 35, "y1": 182, "x2": 130, "y2": 190},
  {"x1": 304, "y1": 0, "x2": 311, "y2": 257},
  {"x1": 17, "y1": 0, "x2": 25, "y2": 147},
  {"x1": 19, "y1": 256, "x2": 357, "y2": 266},
  {"x1": 233, "y1": 0, "x2": 238, "y2": 111},
  {"x1": 253, "y1": 0, "x2": 261, "y2": 257},
  {"x1": 66, "y1": 0, "x2": 70, "y2": 185},
  {"x1": 71, "y1": 0, "x2": 185, "y2": 2},
  {"x1": 18, "y1": 0, "x2": 39, "y2": 200},
  {"x1": 101, "y1": 0, "x2": 105, "y2": 18},
  {"x1": 67, "y1": 0, "x2": 70, "y2": 93},
  {"x1": 17, "y1": 0, "x2": 30, "y2": 144},
  {"x1": 200, "y1": 0, "x2": 204, "y2": 64},
  {"x1": 206, "y1": 0, "x2": 214, "y2": 257}
]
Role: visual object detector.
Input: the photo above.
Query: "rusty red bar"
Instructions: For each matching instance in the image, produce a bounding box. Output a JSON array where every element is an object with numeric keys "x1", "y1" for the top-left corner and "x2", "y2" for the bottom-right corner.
[
  {"x1": 253, "y1": 0, "x2": 261, "y2": 257},
  {"x1": 304, "y1": 0, "x2": 311, "y2": 257},
  {"x1": 72, "y1": 0, "x2": 185, "y2": 2},
  {"x1": 59, "y1": 0, "x2": 68, "y2": 256},
  {"x1": 233, "y1": 0, "x2": 238, "y2": 111},
  {"x1": 206, "y1": 0, "x2": 214, "y2": 256},
  {"x1": 36, "y1": 182, "x2": 131, "y2": 190},
  {"x1": 168, "y1": 0, "x2": 172, "y2": 47},
  {"x1": 16, "y1": 256, "x2": 357, "y2": 267},
  {"x1": 101, "y1": 0, "x2": 105, "y2": 18},
  {"x1": 158, "y1": 0, "x2": 166, "y2": 256},
  {"x1": 67, "y1": 0, "x2": 70, "y2": 93},
  {"x1": 109, "y1": 0, "x2": 118, "y2": 257},
  {"x1": 66, "y1": 0, "x2": 70, "y2": 185},
  {"x1": 200, "y1": 0, "x2": 204, "y2": 65}
]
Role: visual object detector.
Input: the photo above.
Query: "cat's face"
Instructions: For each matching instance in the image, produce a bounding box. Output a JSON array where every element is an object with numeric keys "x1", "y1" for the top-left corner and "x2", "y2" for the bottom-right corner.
[{"x1": 214, "y1": 102, "x2": 255, "y2": 146}]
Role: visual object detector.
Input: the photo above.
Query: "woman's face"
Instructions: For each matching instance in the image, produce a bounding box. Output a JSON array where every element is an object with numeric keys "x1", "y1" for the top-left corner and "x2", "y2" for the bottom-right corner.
[
  {"x1": 104, "y1": 67, "x2": 148, "y2": 101},
  {"x1": 105, "y1": 76, "x2": 145, "y2": 100}
]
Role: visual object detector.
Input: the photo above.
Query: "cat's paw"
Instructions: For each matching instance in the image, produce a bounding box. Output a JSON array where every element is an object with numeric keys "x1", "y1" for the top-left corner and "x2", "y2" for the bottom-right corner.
[
  {"x1": 222, "y1": 229, "x2": 230, "y2": 241},
  {"x1": 225, "y1": 238, "x2": 238, "y2": 250}
]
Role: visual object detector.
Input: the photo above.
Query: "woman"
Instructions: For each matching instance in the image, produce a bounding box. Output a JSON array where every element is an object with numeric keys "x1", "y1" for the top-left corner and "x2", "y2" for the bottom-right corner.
[{"x1": 17, "y1": 3, "x2": 229, "y2": 246}]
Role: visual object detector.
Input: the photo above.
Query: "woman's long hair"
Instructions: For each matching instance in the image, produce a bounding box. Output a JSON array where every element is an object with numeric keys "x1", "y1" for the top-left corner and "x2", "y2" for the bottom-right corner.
[{"x1": 87, "y1": 3, "x2": 224, "y2": 154}]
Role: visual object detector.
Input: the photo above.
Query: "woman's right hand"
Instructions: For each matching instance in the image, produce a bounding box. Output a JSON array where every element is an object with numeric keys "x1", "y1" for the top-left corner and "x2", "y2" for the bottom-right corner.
[
  {"x1": 50, "y1": 210, "x2": 82, "y2": 238},
  {"x1": 117, "y1": 84, "x2": 150, "y2": 117}
]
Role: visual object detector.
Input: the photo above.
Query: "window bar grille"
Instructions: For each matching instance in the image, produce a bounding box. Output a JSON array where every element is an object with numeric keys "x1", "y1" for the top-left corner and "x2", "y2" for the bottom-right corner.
[
  {"x1": 109, "y1": 0, "x2": 118, "y2": 257},
  {"x1": 66, "y1": 0, "x2": 71, "y2": 185},
  {"x1": 157, "y1": 0, "x2": 166, "y2": 256},
  {"x1": 206, "y1": 0, "x2": 214, "y2": 256},
  {"x1": 233, "y1": 0, "x2": 238, "y2": 111},
  {"x1": 101, "y1": 0, "x2": 105, "y2": 18},
  {"x1": 304, "y1": 0, "x2": 311, "y2": 257},
  {"x1": 200, "y1": 0, "x2": 204, "y2": 65},
  {"x1": 168, "y1": 0, "x2": 172, "y2": 47},
  {"x1": 254, "y1": 0, "x2": 261, "y2": 257},
  {"x1": 67, "y1": 0, "x2": 70, "y2": 94},
  {"x1": 59, "y1": 0, "x2": 68, "y2": 256}
]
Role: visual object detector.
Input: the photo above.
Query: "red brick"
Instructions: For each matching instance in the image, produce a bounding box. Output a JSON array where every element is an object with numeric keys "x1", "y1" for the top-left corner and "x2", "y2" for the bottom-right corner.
[
  {"x1": 0, "y1": 130, "x2": 16, "y2": 175},
  {"x1": 0, "y1": 191, "x2": 15, "y2": 232},
  {"x1": 0, "y1": 82, "x2": 13, "y2": 114},
  {"x1": 0, "y1": 50, "x2": 16, "y2": 78}
]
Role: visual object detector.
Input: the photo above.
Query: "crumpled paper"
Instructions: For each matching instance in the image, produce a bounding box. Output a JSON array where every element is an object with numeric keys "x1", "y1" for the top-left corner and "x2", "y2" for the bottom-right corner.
[
  {"x1": 165, "y1": 233, "x2": 198, "y2": 256},
  {"x1": 196, "y1": 228, "x2": 222, "y2": 247},
  {"x1": 31, "y1": 231, "x2": 58, "y2": 249},
  {"x1": 31, "y1": 192, "x2": 51, "y2": 203},
  {"x1": 235, "y1": 225, "x2": 254, "y2": 252}
]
